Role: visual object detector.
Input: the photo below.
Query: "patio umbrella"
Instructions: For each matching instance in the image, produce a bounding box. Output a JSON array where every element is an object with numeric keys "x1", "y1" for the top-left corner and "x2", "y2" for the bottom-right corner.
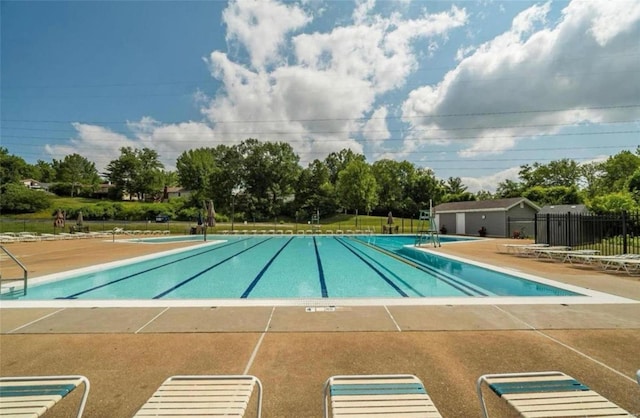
[
  {"x1": 207, "y1": 200, "x2": 216, "y2": 227},
  {"x1": 162, "y1": 185, "x2": 169, "y2": 201},
  {"x1": 197, "y1": 211, "x2": 203, "y2": 226},
  {"x1": 77, "y1": 211, "x2": 84, "y2": 226},
  {"x1": 387, "y1": 211, "x2": 394, "y2": 225}
]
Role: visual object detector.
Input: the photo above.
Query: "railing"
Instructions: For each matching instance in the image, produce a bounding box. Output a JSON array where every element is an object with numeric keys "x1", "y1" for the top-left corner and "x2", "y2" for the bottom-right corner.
[
  {"x1": 0, "y1": 245, "x2": 28, "y2": 297},
  {"x1": 534, "y1": 211, "x2": 639, "y2": 255}
]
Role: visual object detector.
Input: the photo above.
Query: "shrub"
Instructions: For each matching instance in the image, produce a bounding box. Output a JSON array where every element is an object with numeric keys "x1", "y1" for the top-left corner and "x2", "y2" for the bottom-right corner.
[{"x1": 0, "y1": 184, "x2": 52, "y2": 214}]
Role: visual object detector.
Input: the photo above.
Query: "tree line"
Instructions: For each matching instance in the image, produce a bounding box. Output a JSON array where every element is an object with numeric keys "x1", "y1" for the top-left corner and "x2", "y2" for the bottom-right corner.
[{"x1": 1, "y1": 143, "x2": 639, "y2": 219}]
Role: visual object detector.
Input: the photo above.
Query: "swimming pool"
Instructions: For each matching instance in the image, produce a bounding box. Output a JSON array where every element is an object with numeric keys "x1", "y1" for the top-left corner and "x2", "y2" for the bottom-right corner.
[{"x1": 9, "y1": 235, "x2": 584, "y2": 301}]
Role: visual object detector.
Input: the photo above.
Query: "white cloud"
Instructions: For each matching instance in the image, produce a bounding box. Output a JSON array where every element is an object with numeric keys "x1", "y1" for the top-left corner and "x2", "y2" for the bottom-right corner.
[
  {"x1": 462, "y1": 166, "x2": 520, "y2": 193},
  {"x1": 401, "y1": 0, "x2": 640, "y2": 158},
  {"x1": 45, "y1": 124, "x2": 137, "y2": 173},
  {"x1": 202, "y1": 1, "x2": 468, "y2": 165},
  {"x1": 222, "y1": 0, "x2": 311, "y2": 69},
  {"x1": 353, "y1": 0, "x2": 376, "y2": 24},
  {"x1": 45, "y1": 119, "x2": 217, "y2": 173}
]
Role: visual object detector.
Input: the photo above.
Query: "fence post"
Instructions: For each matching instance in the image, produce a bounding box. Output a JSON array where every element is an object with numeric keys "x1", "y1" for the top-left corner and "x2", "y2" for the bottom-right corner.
[
  {"x1": 566, "y1": 212, "x2": 572, "y2": 248},
  {"x1": 546, "y1": 213, "x2": 551, "y2": 245},
  {"x1": 534, "y1": 214, "x2": 538, "y2": 242},
  {"x1": 622, "y1": 211, "x2": 627, "y2": 254}
]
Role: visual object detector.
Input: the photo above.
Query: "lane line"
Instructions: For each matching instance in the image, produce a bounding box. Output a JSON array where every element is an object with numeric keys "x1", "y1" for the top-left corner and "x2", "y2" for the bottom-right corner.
[
  {"x1": 155, "y1": 238, "x2": 272, "y2": 299},
  {"x1": 7, "y1": 308, "x2": 65, "y2": 333},
  {"x1": 313, "y1": 237, "x2": 328, "y2": 298},
  {"x1": 241, "y1": 238, "x2": 294, "y2": 298},
  {"x1": 493, "y1": 305, "x2": 637, "y2": 384},
  {"x1": 243, "y1": 307, "x2": 275, "y2": 375},
  {"x1": 134, "y1": 306, "x2": 170, "y2": 334},
  {"x1": 335, "y1": 238, "x2": 409, "y2": 297},
  {"x1": 62, "y1": 238, "x2": 253, "y2": 299}
]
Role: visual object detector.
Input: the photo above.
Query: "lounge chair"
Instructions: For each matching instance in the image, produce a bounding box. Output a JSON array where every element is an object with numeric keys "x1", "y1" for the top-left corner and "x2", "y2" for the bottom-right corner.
[
  {"x1": 0, "y1": 235, "x2": 18, "y2": 244},
  {"x1": 0, "y1": 375, "x2": 90, "y2": 418},
  {"x1": 323, "y1": 374, "x2": 442, "y2": 417},
  {"x1": 476, "y1": 371, "x2": 632, "y2": 417},
  {"x1": 534, "y1": 249, "x2": 600, "y2": 262},
  {"x1": 133, "y1": 375, "x2": 262, "y2": 417}
]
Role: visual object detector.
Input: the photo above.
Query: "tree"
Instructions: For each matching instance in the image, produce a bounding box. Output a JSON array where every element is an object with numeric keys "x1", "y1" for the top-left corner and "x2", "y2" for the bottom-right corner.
[
  {"x1": 176, "y1": 148, "x2": 218, "y2": 201},
  {"x1": 496, "y1": 179, "x2": 524, "y2": 198},
  {"x1": 519, "y1": 159, "x2": 581, "y2": 188},
  {"x1": 335, "y1": 159, "x2": 378, "y2": 215},
  {"x1": 442, "y1": 176, "x2": 473, "y2": 203},
  {"x1": 325, "y1": 149, "x2": 366, "y2": 185},
  {"x1": 52, "y1": 153, "x2": 100, "y2": 196},
  {"x1": 523, "y1": 186, "x2": 580, "y2": 206},
  {"x1": 405, "y1": 168, "x2": 444, "y2": 214},
  {"x1": 588, "y1": 192, "x2": 639, "y2": 213},
  {"x1": 371, "y1": 159, "x2": 413, "y2": 214},
  {"x1": 0, "y1": 147, "x2": 35, "y2": 186},
  {"x1": 627, "y1": 168, "x2": 640, "y2": 203},
  {"x1": 239, "y1": 139, "x2": 300, "y2": 218},
  {"x1": 33, "y1": 160, "x2": 56, "y2": 182},
  {"x1": 579, "y1": 161, "x2": 604, "y2": 199},
  {"x1": 294, "y1": 159, "x2": 336, "y2": 218},
  {"x1": 105, "y1": 147, "x2": 164, "y2": 201},
  {"x1": 444, "y1": 177, "x2": 467, "y2": 195},
  {"x1": 597, "y1": 150, "x2": 640, "y2": 193}
]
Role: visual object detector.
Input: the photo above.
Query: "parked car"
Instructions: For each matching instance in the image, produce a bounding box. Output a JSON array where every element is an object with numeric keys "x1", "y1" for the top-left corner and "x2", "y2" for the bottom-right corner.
[{"x1": 155, "y1": 214, "x2": 170, "y2": 223}]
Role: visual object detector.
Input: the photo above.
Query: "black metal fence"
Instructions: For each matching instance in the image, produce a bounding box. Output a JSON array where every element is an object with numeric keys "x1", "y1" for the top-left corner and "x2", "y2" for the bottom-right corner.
[{"x1": 534, "y1": 211, "x2": 640, "y2": 255}]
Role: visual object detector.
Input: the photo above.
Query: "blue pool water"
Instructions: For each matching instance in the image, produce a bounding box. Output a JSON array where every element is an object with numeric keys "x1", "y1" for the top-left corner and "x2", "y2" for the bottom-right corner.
[{"x1": 16, "y1": 235, "x2": 580, "y2": 300}]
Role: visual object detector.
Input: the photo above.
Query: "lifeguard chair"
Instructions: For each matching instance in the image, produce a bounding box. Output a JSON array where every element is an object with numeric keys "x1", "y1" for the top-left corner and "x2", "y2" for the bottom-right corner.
[{"x1": 416, "y1": 206, "x2": 440, "y2": 247}]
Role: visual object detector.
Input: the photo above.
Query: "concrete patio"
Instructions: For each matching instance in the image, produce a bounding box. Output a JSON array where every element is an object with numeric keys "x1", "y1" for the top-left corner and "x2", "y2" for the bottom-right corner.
[{"x1": 1, "y1": 237, "x2": 639, "y2": 417}]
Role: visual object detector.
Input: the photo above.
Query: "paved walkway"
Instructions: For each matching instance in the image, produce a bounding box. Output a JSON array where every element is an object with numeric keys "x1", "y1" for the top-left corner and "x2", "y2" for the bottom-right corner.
[{"x1": 1, "y1": 237, "x2": 639, "y2": 417}]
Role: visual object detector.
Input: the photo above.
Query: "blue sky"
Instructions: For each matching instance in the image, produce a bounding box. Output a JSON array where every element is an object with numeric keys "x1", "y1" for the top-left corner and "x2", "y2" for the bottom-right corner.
[{"x1": 2, "y1": 0, "x2": 639, "y2": 192}]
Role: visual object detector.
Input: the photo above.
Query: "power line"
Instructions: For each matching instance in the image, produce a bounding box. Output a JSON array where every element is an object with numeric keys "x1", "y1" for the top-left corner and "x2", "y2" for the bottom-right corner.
[
  {"x1": 2, "y1": 48, "x2": 637, "y2": 91},
  {"x1": 2, "y1": 104, "x2": 639, "y2": 125},
  {"x1": 2, "y1": 118, "x2": 636, "y2": 135},
  {"x1": 2, "y1": 129, "x2": 637, "y2": 144}
]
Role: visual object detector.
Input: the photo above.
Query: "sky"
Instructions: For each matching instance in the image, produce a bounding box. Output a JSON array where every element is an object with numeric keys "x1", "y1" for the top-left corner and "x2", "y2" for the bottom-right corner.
[{"x1": 1, "y1": 0, "x2": 639, "y2": 192}]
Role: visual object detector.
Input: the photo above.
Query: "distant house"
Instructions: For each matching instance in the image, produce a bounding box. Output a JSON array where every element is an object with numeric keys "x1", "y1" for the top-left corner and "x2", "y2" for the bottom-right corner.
[
  {"x1": 20, "y1": 179, "x2": 49, "y2": 191},
  {"x1": 165, "y1": 186, "x2": 191, "y2": 200},
  {"x1": 93, "y1": 182, "x2": 115, "y2": 198},
  {"x1": 433, "y1": 197, "x2": 540, "y2": 237}
]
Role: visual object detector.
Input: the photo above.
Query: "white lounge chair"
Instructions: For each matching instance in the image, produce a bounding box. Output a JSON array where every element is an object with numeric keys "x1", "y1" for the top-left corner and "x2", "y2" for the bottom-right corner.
[
  {"x1": 0, "y1": 235, "x2": 18, "y2": 244},
  {"x1": 0, "y1": 375, "x2": 90, "y2": 418},
  {"x1": 534, "y1": 249, "x2": 600, "y2": 262},
  {"x1": 477, "y1": 371, "x2": 632, "y2": 417},
  {"x1": 133, "y1": 375, "x2": 262, "y2": 417},
  {"x1": 17, "y1": 232, "x2": 40, "y2": 242},
  {"x1": 323, "y1": 374, "x2": 442, "y2": 417}
]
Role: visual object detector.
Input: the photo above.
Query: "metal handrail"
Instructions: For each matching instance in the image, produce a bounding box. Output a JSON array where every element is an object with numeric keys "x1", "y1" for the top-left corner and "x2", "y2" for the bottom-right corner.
[{"x1": 0, "y1": 245, "x2": 28, "y2": 296}]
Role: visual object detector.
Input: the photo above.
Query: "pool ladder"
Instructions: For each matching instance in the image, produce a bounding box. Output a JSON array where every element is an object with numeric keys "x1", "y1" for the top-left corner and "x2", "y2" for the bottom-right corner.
[{"x1": 0, "y1": 245, "x2": 28, "y2": 298}]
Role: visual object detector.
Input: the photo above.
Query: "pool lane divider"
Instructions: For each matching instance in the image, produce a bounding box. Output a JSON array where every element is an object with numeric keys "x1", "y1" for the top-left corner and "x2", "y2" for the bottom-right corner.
[
  {"x1": 334, "y1": 237, "x2": 409, "y2": 297},
  {"x1": 154, "y1": 238, "x2": 274, "y2": 299},
  {"x1": 58, "y1": 237, "x2": 256, "y2": 299},
  {"x1": 338, "y1": 238, "x2": 425, "y2": 297},
  {"x1": 241, "y1": 237, "x2": 294, "y2": 298},
  {"x1": 350, "y1": 237, "x2": 486, "y2": 297},
  {"x1": 313, "y1": 237, "x2": 329, "y2": 298}
]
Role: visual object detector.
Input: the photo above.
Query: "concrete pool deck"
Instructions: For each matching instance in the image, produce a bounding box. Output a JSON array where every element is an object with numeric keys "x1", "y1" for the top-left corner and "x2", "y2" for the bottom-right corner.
[{"x1": 0, "y1": 237, "x2": 639, "y2": 417}]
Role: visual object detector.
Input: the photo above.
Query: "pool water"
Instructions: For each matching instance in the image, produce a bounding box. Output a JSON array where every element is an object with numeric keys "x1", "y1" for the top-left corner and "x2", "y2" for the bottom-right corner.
[{"x1": 16, "y1": 235, "x2": 580, "y2": 300}]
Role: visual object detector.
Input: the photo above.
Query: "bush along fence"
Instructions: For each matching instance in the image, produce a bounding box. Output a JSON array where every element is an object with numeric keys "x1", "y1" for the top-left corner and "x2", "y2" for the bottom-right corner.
[{"x1": 534, "y1": 211, "x2": 639, "y2": 255}]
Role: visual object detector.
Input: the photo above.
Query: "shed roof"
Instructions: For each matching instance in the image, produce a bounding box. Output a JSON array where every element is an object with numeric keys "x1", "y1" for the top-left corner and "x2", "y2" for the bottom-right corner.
[
  {"x1": 538, "y1": 204, "x2": 589, "y2": 214},
  {"x1": 434, "y1": 197, "x2": 540, "y2": 213}
]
